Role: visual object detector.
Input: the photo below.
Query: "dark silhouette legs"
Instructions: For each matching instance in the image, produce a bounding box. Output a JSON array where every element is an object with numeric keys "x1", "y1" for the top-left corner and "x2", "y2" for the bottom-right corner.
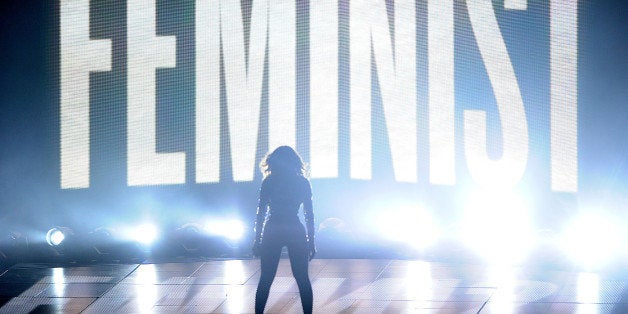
[
  {"x1": 255, "y1": 242, "x2": 281, "y2": 313},
  {"x1": 288, "y1": 241, "x2": 313, "y2": 313},
  {"x1": 255, "y1": 225, "x2": 312, "y2": 314}
]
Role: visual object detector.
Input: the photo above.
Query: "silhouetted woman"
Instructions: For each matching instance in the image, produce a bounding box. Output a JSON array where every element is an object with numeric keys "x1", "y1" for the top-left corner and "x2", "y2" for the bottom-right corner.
[{"x1": 253, "y1": 146, "x2": 316, "y2": 314}]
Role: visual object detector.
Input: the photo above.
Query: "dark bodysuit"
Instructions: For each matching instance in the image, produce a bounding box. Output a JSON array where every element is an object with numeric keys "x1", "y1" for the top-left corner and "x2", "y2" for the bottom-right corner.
[{"x1": 254, "y1": 173, "x2": 314, "y2": 314}]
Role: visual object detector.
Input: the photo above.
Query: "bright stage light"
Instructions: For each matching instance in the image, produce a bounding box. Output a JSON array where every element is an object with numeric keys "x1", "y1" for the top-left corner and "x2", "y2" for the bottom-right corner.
[
  {"x1": 204, "y1": 219, "x2": 245, "y2": 241},
  {"x1": 131, "y1": 223, "x2": 158, "y2": 245},
  {"x1": 46, "y1": 228, "x2": 67, "y2": 246},
  {"x1": 375, "y1": 205, "x2": 439, "y2": 250},
  {"x1": 559, "y1": 213, "x2": 621, "y2": 269},
  {"x1": 460, "y1": 189, "x2": 536, "y2": 264}
]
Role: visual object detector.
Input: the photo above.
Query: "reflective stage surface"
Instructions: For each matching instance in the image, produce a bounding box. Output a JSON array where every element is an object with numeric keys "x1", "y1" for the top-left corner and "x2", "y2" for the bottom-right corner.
[{"x1": 1, "y1": 259, "x2": 627, "y2": 313}]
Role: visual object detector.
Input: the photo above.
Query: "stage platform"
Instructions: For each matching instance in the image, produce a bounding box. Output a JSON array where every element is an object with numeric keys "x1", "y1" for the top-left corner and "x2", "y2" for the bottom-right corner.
[{"x1": 0, "y1": 258, "x2": 627, "y2": 313}]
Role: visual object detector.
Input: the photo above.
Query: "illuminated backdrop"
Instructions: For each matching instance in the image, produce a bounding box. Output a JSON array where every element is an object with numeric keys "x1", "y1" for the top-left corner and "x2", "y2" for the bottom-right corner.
[{"x1": 0, "y1": 0, "x2": 626, "y2": 246}]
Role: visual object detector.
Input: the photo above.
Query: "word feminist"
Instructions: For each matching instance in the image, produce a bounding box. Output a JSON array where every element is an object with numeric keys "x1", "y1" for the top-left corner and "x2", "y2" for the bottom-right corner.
[{"x1": 60, "y1": 0, "x2": 577, "y2": 192}]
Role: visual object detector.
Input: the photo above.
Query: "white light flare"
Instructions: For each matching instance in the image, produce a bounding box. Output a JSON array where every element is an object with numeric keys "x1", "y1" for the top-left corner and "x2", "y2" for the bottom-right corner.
[
  {"x1": 223, "y1": 260, "x2": 246, "y2": 313},
  {"x1": 135, "y1": 264, "x2": 158, "y2": 312},
  {"x1": 46, "y1": 228, "x2": 66, "y2": 246},
  {"x1": 52, "y1": 268, "x2": 66, "y2": 297},
  {"x1": 131, "y1": 223, "x2": 159, "y2": 245},
  {"x1": 205, "y1": 219, "x2": 246, "y2": 241},
  {"x1": 487, "y1": 266, "x2": 516, "y2": 314},
  {"x1": 577, "y1": 272, "x2": 600, "y2": 304},
  {"x1": 404, "y1": 261, "x2": 433, "y2": 308},
  {"x1": 460, "y1": 189, "x2": 536, "y2": 265},
  {"x1": 559, "y1": 213, "x2": 622, "y2": 269},
  {"x1": 376, "y1": 205, "x2": 440, "y2": 250},
  {"x1": 575, "y1": 272, "x2": 602, "y2": 314}
]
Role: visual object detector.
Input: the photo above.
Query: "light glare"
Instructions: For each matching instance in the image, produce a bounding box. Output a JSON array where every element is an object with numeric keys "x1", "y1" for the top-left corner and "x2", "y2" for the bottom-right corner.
[
  {"x1": 460, "y1": 189, "x2": 536, "y2": 264},
  {"x1": 132, "y1": 223, "x2": 158, "y2": 245},
  {"x1": 377, "y1": 205, "x2": 439, "y2": 250},
  {"x1": 205, "y1": 219, "x2": 245, "y2": 241},
  {"x1": 135, "y1": 264, "x2": 158, "y2": 312},
  {"x1": 560, "y1": 213, "x2": 621, "y2": 269},
  {"x1": 46, "y1": 228, "x2": 66, "y2": 246}
]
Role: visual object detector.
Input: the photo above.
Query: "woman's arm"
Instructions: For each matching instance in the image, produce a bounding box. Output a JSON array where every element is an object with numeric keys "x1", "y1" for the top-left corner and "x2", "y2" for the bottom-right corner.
[
  {"x1": 303, "y1": 179, "x2": 316, "y2": 260},
  {"x1": 254, "y1": 178, "x2": 270, "y2": 243},
  {"x1": 303, "y1": 180, "x2": 315, "y2": 241}
]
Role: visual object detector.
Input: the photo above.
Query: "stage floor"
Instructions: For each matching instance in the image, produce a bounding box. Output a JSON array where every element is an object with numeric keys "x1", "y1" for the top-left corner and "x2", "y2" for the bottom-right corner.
[{"x1": 0, "y1": 258, "x2": 627, "y2": 313}]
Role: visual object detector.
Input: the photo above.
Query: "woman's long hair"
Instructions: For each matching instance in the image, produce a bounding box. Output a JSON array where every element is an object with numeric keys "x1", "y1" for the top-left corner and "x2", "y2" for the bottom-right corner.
[{"x1": 260, "y1": 146, "x2": 307, "y2": 178}]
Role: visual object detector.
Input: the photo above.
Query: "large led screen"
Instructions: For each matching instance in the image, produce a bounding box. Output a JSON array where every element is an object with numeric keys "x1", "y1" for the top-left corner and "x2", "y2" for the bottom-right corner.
[{"x1": 1, "y1": 0, "x2": 626, "y2": 243}]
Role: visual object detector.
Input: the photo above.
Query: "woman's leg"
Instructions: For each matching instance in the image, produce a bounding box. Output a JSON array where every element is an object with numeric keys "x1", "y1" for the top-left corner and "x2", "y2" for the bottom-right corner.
[
  {"x1": 255, "y1": 238, "x2": 282, "y2": 313},
  {"x1": 288, "y1": 237, "x2": 313, "y2": 314}
]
